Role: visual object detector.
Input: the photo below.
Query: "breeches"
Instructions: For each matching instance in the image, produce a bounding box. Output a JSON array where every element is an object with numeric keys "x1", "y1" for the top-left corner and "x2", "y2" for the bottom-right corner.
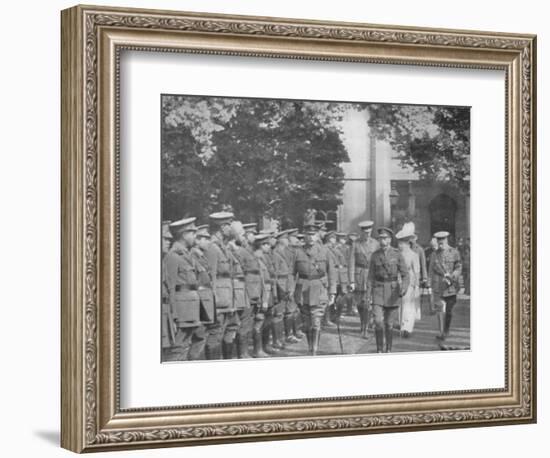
[
  {"x1": 173, "y1": 325, "x2": 205, "y2": 361},
  {"x1": 236, "y1": 307, "x2": 253, "y2": 337},
  {"x1": 206, "y1": 311, "x2": 240, "y2": 348},
  {"x1": 299, "y1": 303, "x2": 327, "y2": 331},
  {"x1": 373, "y1": 305, "x2": 399, "y2": 331}
]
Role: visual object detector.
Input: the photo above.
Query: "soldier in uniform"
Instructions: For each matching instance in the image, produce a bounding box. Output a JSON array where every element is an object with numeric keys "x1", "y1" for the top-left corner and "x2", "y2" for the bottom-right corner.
[
  {"x1": 259, "y1": 230, "x2": 281, "y2": 354},
  {"x1": 307, "y1": 221, "x2": 337, "y2": 330},
  {"x1": 205, "y1": 212, "x2": 240, "y2": 359},
  {"x1": 236, "y1": 224, "x2": 269, "y2": 358},
  {"x1": 272, "y1": 230, "x2": 300, "y2": 346},
  {"x1": 190, "y1": 225, "x2": 219, "y2": 359},
  {"x1": 164, "y1": 217, "x2": 205, "y2": 361},
  {"x1": 325, "y1": 231, "x2": 349, "y2": 322},
  {"x1": 428, "y1": 231, "x2": 462, "y2": 340},
  {"x1": 287, "y1": 229, "x2": 306, "y2": 339},
  {"x1": 337, "y1": 232, "x2": 355, "y2": 316},
  {"x1": 228, "y1": 221, "x2": 253, "y2": 359},
  {"x1": 161, "y1": 223, "x2": 176, "y2": 360},
  {"x1": 293, "y1": 229, "x2": 336, "y2": 356},
  {"x1": 348, "y1": 220, "x2": 380, "y2": 338},
  {"x1": 367, "y1": 227, "x2": 410, "y2": 353},
  {"x1": 254, "y1": 233, "x2": 278, "y2": 355}
]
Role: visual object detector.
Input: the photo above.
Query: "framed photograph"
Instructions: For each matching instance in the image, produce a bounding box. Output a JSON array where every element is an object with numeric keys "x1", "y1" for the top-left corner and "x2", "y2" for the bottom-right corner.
[{"x1": 61, "y1": 4, "x2": 537, "y2": 453}]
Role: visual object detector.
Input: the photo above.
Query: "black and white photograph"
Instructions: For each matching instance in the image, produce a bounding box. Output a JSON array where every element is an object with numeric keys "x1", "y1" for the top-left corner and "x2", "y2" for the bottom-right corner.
[{"x1": 160, "y1": 94, "x2": 471, "y2": 362}]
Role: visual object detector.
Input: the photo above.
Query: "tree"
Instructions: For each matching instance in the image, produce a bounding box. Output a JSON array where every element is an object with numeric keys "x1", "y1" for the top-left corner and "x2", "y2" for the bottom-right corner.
[
  {"x1": 161, "y1": 96, "x2": 349, "y2": 226},
  {"x1": 367, "y1": 104, "x2": 470, "y2": 193}
]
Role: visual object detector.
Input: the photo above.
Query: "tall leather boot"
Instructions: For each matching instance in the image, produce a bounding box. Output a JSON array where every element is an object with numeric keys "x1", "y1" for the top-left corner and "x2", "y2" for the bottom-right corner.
[
  {"x1": 262, "y1": 327, "x2": 278, "y2": 354},
  {"x1": 311, "y1": 328, "x2": 321, "y2": 356},
  {"x1": 252, "y1": 330, "x2": 268, "y2": 358},
  {"x1": 385, "y1": 326, "x2": 393, "y2": 353},
  {"x1": 294, "y1": 313, "x2": 305, "y2": 339},
  {"x1": 285, "y1": 316, "x2": 300, "y2": 343},
  {"x1": 222, "y1": 340, "x2": 235, "y2": 359},
  {"x1": 444, "y1": 312, "x2": 453, "y2": 337},
  {"x1": 236, "y1": 333, "x2": 251, "y2": 359},
  {"x1": 306, "y1": 329, "x2": 313, "y2": 354},
  {"x1": 375, "y1": 329, "x2": 384, "y2": 353},
  {"x1": 272, "y1": 321, "x2": 286, "y2": 350}
]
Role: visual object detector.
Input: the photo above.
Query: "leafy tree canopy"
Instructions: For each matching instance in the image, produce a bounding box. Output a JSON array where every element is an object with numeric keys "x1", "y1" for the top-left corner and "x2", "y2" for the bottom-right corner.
[
  {"x1": 162, "y1": 96, "x2": 350, "y2": 226},
  {"x1": 367, "y1": 104, "x2": 470, "y2": 193}
]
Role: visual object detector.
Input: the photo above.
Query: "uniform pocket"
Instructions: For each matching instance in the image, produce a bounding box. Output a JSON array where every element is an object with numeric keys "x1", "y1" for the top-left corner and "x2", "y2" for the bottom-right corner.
[{"x1": 173, "y1": 290, "x2": 200, "y2": 323}]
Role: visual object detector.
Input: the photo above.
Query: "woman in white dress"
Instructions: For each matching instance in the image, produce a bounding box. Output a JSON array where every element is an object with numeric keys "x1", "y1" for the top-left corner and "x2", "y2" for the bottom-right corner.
[{"x1": 396, "y1": 225, "x2": 421, "y2": 338}]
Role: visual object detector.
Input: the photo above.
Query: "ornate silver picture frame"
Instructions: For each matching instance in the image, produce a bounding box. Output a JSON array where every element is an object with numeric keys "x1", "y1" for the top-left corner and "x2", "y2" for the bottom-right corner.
[{"x1": 61, "y1": 4, "x2": 536, "y2": 453}]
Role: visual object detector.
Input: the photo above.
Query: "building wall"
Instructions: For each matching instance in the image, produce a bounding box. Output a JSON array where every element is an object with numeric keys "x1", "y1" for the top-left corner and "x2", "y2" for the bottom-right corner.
[{"x1": 338, "y1": 107, "x2": 469, "y2": 246}]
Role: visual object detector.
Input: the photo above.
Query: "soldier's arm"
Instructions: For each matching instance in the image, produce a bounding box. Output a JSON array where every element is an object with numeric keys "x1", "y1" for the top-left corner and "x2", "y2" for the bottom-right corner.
[
  {"x1": 205, "y1": 245, "x2": 219, "y2": 291},
  {"x1": 452, "y1": 249, "x2": 462, "y2": 280},
  {"x1": 326, "y1": 251, "x2": 337, "y2": 296},
  {"x1": 366, "y1": 254, "x2": 375, "y2": 301},
  {"x1": 164, "y1": 254, "x2": 180, "y2": 310},
  {"x1": 348, "y1": 243, "x2": 355, "y2": 285}
]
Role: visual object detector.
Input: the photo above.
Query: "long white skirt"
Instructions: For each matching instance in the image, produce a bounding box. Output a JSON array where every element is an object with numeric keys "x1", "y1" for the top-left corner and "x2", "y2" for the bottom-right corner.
[{"x1": 401, "y1": 285, "x2": 421, "y2": 333}]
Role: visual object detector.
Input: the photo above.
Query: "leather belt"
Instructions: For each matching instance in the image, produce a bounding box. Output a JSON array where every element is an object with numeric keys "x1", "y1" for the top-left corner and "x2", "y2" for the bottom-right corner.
[
  {"x1": 175, "y1": 284, "x2": 197, "y2": 292},
  {"x1": 245, "y1": 269, "x2": 260, "y2": 275},
  {"x1": 355, "y1": 263, "x2": 369, "y2": 268},
  {"x1": 217, "y1": 273, "x2": 232, "y2": 278},
  {"x1": 374, "y1": 278, "x2": 398, "y2": 283},
  {"x1": 298, "y1": 274, "x2": 324, "y2": 280}
]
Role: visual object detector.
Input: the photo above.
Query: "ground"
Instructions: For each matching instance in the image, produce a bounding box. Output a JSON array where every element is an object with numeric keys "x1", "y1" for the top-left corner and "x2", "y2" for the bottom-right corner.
[{"x1": 270, "y1": 294, "x2": 470, "y2": 358}]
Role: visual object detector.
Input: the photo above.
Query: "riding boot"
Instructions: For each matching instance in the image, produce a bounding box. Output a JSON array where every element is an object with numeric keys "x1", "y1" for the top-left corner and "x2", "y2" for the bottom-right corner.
[
  {"x1": 306, "y1": 329, "x2": 313, "y2": 354},
  {"x1": 375, "y1": 329, "x2": 384, "y2": 353},
  {"x1": 262, "y1": 328, "x2": 278, "y2": 354},
  {"x1": 444, "y1": 312, "x2": 453, "y2": 337},
  {"x1": 222, "y1": 340, "x2": 235, "y2": 359},
  {"x1": 237, "y1": 333, "x2": 251, "y2": 359},
  {"x1": 385, "y1": 327, "x2": 393, "y2": 353},
  {"x1": 311, "y1": 328, "x2": 320, "y2": 356},
  {"x1": 252, "y1": 330, "x2": 268, "y2": 358},
  {"x1": 272, "y1": 321, "x2": 286, "y2": 350}
]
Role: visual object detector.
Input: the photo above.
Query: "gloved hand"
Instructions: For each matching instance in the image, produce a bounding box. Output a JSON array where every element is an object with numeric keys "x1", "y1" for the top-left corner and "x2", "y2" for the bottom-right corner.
[
  {"x1": 349, "y1": 283, "x2": 355, "y2": 292},
  {"x1": 329, "y1": 294, "x2": 336, "y2": 306}
]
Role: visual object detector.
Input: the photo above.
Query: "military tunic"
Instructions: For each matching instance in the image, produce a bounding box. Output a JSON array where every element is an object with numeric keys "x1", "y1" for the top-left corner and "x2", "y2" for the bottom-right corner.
[
  {"x1": 190, "y1": 246, "x2": 215, "y2": 324},
  {"x1": 429, "y1": 246, "x2": 462, "y2": 305},
  {"x1": 163, "y1": 241, "x2": 205, "y2": 360},
  {"x1": 367, "y1": 246, "x2": 410, "y2": 308},
  {"x1": 349, "y1": 237, "x2": 379, "y2": 292},
  {"x1": 293, "y1": 243, "x2": 336, "y2": 332},
  {"x1": 164, "y1": 241, "x2": 201, "y2": 327},
  {"x1": 161, "y1": 253, "x2": 176, "y2": 349},
  {"x1": 205, "y1": 234, "x2": 236, "y2": 313}
]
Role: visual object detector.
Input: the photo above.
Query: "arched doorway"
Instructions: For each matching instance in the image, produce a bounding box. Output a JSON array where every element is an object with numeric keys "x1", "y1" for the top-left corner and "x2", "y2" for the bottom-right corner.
[{"x1": 429, "y1": 193, "x2": 457, "y2": 242}]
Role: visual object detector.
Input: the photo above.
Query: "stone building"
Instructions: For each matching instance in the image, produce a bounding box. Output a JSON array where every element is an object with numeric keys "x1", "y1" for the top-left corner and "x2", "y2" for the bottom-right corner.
[{"x1": 335, "y1": 107, "x2": 469, "y2": 245}]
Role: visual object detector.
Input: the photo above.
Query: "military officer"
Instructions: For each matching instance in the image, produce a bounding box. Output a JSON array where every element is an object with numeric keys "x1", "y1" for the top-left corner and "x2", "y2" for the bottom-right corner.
[
  {"x1": 428, "y1": 231, "x2": 462, "y2": 340},
  {"x1": 205, "y1": 212, "x2": 240, "y2": 359},
  {"x1": 161, "y1": 223, "x2": 176, "y2": 360},
  {"x1": 164, "y1": 217, "x2": 205, "y2": 361},
  {"x1": 190, "y1": 225, "x2": 220, "y2": 359},
  {"x1": 348, "y1": 220, "x2": 380, "y2": 338},
  {"x1": 228, "y1": 221, "x2": 253, "y2": 359},
  {"x1": 236, "y1": 224, "x2": 269, "y2": 358},
  {"x1": 254, "y1": 233, "x2": 278, "y2": 355},
  {"x1": 337, "y1": 232, "x2": 355, "y2": 316},
  {"x1": 367, "y1": 227, "x2": 410, "y2": 353},
  {"x1": 293, "y1": 229, "x2": 336, "y2": 356},
  {"x1": 325, "y1": 231, "x2": 349, "y2": 323},
  {"x1": 272, "y1": 230, "x2": 300, "y2": 347},
  {"x1": 307, "y1": 221, "x2": 337, "y2": 329},
  {"x1": 259, "y1": 229, "x2": 281, "y2": 354}
]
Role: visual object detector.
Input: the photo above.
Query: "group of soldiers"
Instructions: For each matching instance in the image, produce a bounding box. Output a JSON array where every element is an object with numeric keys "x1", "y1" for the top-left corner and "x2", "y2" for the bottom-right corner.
[{"x1": 161, "y1": 211, "x2": 463, "y2": 361}]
